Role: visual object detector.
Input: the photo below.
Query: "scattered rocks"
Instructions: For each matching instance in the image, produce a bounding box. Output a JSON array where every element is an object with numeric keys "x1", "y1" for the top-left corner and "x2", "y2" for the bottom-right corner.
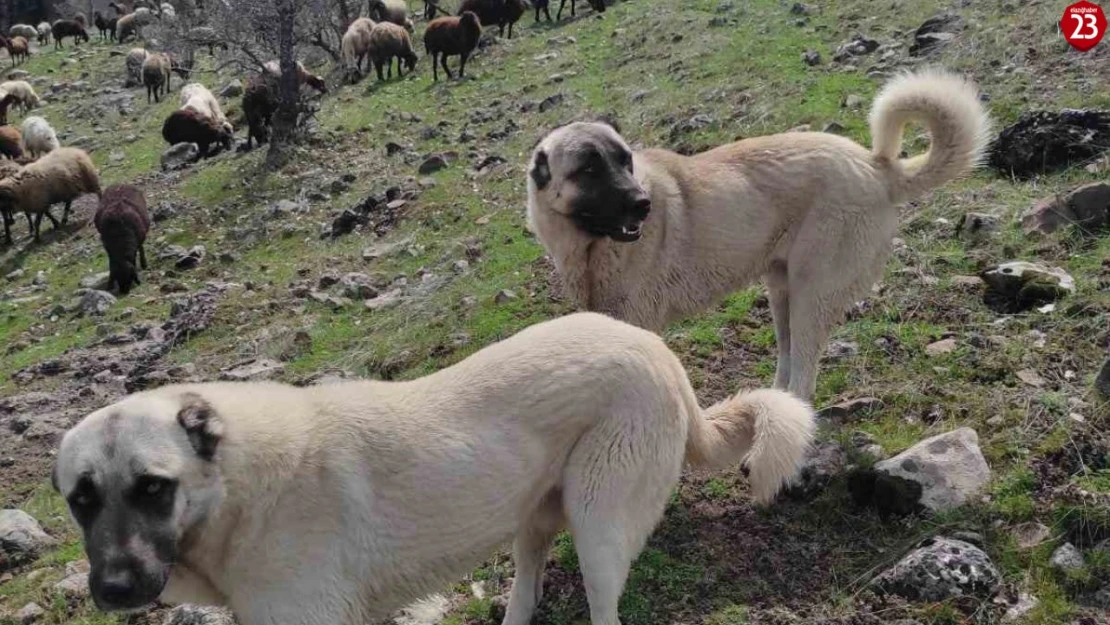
[
  {"x1": 925, "y1": 338, "x2": 957, "y2": 356},
  {"x1": 825, "y1": 340, "x2": 858, "y2": 361},
  {"x1": 956, "y1": 212, "x2": 1000, "y2": 239},
  {"x1": 988, "y1": 110, "x2": 1110, "y2": 178},
  {"x1": 418, "y1": 154, "x2": 448, "y2": 174},
  {"x1": 818, "y1": 397, "x2": 884, "y2": 421},
  {"x1": 538, "y1": 93, "x2": 564, "y2": 113},
  {"x1": 1022, "y1": 182, "x2": 1110, "y2": 234},
  {"x1": 15, "y1": 602, "x2": 44, "y2": 624},
  {"x1": 52, "y1": 570, "x2": 90, "y2": 600},
  {"x1": 365, "y1": 289, "x2": 404, "y2": 311},
  {"x1": 340, "y1": 273, "x2": 378, "y2": 300},
  {"x1": 909, "y1": 14, "x2": 964, "y2": 57},
  {"x1": 175, "y1": 245, "x2": 206, "y2": 269},
  {"x1": 1049, "y1": 543, "x2": 1084, "y2": 573},
  {"x1": 0, "y1": 510, "x2": 55, "y2": 569},
  {"x1": 980, "y1": 261, "x2": 1075, "y2": 313},
  {"x1": 1016, "y1": 369, "x2": 1046, "y2": 388},
  {"x1": 1011, "y1": 522, "x2": 1052, "y2": 549},
  {"x1": 802, "y1": 49, "x2": 821, "y2": 66},
  {"x1": 791, "y1": 441, "x2": 847, "y2": 494},
  {"x1": 871, "y1": 536, "x2": 1001, "y2": 601},
  {"x1": 162, "y1": 605, "x2": 237, "y2": 625},
  {"x1": 220, "y1": 358, "x2": 285, "y2": 381},
  {"x1": 494, "y1": 289, "x2": 517, "y2": 304},
  {"x1": 832, "y1": 35, "x2": 879, "y2": 62},
  {"x1": 161, "y1": 142, "x2": 200, "y2": 171},
  {"x1": 872, "y1": 428, "x2": 990, "y2": 512},
  {"x1": 76, "y1": 290, "x2": 117, "y2": 317}
]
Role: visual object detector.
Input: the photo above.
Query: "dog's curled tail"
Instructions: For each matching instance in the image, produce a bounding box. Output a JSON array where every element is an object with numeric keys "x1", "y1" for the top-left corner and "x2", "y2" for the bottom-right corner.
[
  {"x1": 685, "y1": 389, "x2": 814, "y2": 503},
  {"x1": 869, "y1": 69, "x2": 993, "y2": 202}
]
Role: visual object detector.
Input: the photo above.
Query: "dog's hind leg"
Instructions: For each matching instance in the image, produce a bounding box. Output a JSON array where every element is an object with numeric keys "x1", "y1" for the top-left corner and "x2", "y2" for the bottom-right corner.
[
  {"x1": 502, "y1": 491, "x2": 564, "y2": 625},
  {"x1": 766, "y1": 260, "x2": 792, "y2": 391}
]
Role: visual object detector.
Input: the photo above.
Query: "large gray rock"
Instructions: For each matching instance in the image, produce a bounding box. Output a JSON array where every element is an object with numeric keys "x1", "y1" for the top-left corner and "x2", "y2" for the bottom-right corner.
[
  {"x1": 1022, "y1": 182, "x2": 1110, "y2": 234},
  {"x1": 219, "y1": 80, "x2": 243, "y2": 98},
  {"x1": 162, "y1": 142, "x2": 200, "y2": 171},
  {"x1": 980, "y1": 261, "x2": 1074, "y2": 312},
  {"x1": 0, "y1": 510, "x2": 55, "y2": 569},
  {"x1": 791, "y1": 441, "x2": 847, "y2": 494},
  {"x1": 76, "y1": 290, "x2": 116, "y2": 316},
  {"x1": 872, "y1": 536, "x2": 1001, "y2": 601},
  {"x1": 15, "y1": 602, "x2": 45, "y2": 624},
  {"x1": 873, "y1": 428, "x2": 989, "y2": 512},
  {"x1": 162, "y1": 605, "x2": 236, "y2": 625},
  {"x1": 1049, "y1": 543, "x2": 1084, "y2": 573}
]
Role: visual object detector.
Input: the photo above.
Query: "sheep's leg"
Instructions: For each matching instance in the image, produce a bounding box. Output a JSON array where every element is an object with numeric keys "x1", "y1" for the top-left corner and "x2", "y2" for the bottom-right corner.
[
  {"x1": 442, "y1": 54, "x2": 454, "y2": 79},
  {"x1": 457, "y1": 52, "x2": 467, "y2": 79},
  {"x1": 139, "y1": 244, "x2": 147, "y2": 270},
  {"x1": 431, "y1": 53, "x2": 438, "y2": 81},
  {"x1": 374, "y1": 60, "x2": 384, "y2": 82},
  {"x1": 62, "y1": 202, "x2": 71, "y2": 224},
  {"x1": 32, "y1": 212, "x2": 43, "y2": 241}
]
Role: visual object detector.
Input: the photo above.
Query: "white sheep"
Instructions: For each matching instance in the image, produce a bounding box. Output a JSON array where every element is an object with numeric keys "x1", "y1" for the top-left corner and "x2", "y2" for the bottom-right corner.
[
  {"x1": 0, "y1": 81, "x2": 40, "y2": 114},
  {"x1": 341, "y1": 18, "x2": 376, "y2": 76},
  {"x1": 0, "y1": 147, "x2": 100, "y2": 242},
  {"x1": 20, "y1": 116, "x2": 60, "y2": 159},
  {"x1": 36, "y1": 22, "x2": 51, "y2": 46},
  {"x1": 8, "y1": 24, "x2": 37, "y2": 40},
  {"x1": 180, "y1": 82, "x2": 232, "y2": 134}
]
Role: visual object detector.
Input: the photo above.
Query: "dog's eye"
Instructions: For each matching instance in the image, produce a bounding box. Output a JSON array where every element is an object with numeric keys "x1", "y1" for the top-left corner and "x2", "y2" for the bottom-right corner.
[{"x1": 135, "y1": 476, "x2": 175, "y2": 500}]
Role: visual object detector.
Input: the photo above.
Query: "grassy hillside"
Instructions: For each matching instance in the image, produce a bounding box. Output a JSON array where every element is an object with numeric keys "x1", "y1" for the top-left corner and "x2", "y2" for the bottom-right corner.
[{"x1": 0, "y1": 1, "x2": 1108, "y2": 624}]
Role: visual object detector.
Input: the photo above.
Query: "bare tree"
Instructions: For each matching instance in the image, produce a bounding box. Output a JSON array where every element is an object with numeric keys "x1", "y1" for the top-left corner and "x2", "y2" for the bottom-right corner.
[{"x1": 269, "y1": 0, "x2": 298, "y2": 168}]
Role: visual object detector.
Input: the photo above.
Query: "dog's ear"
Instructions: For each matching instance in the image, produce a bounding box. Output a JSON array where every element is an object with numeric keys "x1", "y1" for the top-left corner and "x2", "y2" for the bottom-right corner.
[
  {"x1": 530, "y1": 149, "x2": 552, "y2": 190},
  {"x1": 177, "y1": 393, "x2": 223, "y2": 461},
  {"x1": 592, "y1": 114, "x2": 621, "y2": 134}
]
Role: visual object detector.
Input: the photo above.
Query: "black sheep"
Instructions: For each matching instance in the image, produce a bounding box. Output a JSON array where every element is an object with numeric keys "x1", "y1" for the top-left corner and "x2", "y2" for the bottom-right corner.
[
  {"x1": 241, "y1": 74, "x2": 276, "y2": 150},
  {"x1": 94, "y1": 185, "x2": 150, "y2": 295},
  {"x1": 94, "y1": 11, "x2": 118, "y2": 41},
  {"x1": 556, "y1": 0, "x2": 605, "y2": 20},
  {"x1": 51, "y1": 20, "x2": 90, "y2": 49},
  {"x1": 162, "y1": 108, "x2": 233, "y2": 157},
  {"x1": 457, "y1": 0, "x2": 525, "y2": 39}
]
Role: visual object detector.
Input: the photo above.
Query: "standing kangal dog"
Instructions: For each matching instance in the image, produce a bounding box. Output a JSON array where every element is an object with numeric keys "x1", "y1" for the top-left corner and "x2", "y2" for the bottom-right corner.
[
  {"x1": 54, "y1": 313, "x2": 814, "y2": 625},
  {"x1": 527, "y1": 70, "x2": 992, "y2": 400}
]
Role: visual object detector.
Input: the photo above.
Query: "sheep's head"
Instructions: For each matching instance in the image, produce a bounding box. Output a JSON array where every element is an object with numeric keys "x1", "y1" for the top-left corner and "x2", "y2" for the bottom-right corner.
[
  {"x1": 110, "y1": 256, "x2": 139, "y2": 295},
  {"x1": 403, "y1": 51, "x2": 418, "y2": 73},
  {"x1": 79, "y1": 27, "x2": 90, "y2": 42},
  {"x1": 460, "y1": 11, "x2": 481, "y2": 33},
  {"x1": 305, "y1": 74, "x2": 327, "y2": 94}
]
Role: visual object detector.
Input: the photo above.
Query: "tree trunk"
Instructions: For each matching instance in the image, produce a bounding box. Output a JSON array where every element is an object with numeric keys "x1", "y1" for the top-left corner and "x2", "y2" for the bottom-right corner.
[
  {"x1": 266, "y1": 0, "x2": 299, "y2": 169},
  {"x1": 0, "y1": 0, "x2": 10, "y2": 36}
]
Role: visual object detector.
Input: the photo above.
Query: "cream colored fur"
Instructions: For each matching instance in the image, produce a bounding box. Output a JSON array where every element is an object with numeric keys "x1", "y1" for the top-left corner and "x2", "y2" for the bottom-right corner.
[
  {"x1": 0, "y1": 81, "x2": 40, "y2": 113},
  {"x1": 180, "y1": 83, "x2": 232, "y2": 134},
  {"x1": 527, "y1": 69, "x2": 991, "y2": 400},
  {"x1": 0, "y1": 147, "x2": 100, "y2": 221},
  {"x1": 56, "y1": 313, "x2": 813, "y2": 625}
]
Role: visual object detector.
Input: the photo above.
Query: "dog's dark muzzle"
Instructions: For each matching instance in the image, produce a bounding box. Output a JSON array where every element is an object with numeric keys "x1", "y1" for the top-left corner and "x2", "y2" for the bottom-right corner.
[{"x1": 606, "y1": 196, "x2": 651, "y2": 242}]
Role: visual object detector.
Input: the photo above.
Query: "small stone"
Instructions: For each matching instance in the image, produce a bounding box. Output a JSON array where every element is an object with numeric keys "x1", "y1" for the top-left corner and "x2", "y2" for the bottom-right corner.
[
  {"x1": 802, "y1": 49, "x2": 821, "y2": 66},
  {"x1": 0, "y1": 510, "x2": 56, "y2": 568},
  {"x1": 161, "y1": 142, "x2": 199, "y2": 171},
  {"x1": 822, "y1": 121, "x2": 845, "y2": 134},
  {"x1": 818, "y1": 397, "x2": 884, "y2": 421},
  {"x1": 4, "y1": 268, "x2": 24, "y2": 281},
  {"x1": 76, "y1": 290, "x2": 116, "y2": 316},
  {"x1": 494, "y1": 289, "x2": 516, "y2": 304},
  {"x1": 52, "y1": 571, "x2": 89, "y2": 599},
  {"x1": 418, "y1": 155, "x2": 448, "y2": 175},
  {"x1": 871, "y1": 427, "x2": 990, "y2": 512},
  {"x1": 1050, "y1": 543, "x2": 1084, "y2": 572},
  {"x1": 538, "y1": 93, "x2": 564, "y2": 113},
  {"x1": 452, "y1": 260, "x2": 469, "y2": 273},
  {"x1": 1011, "y1": 522, "x2": 1052, "y2": 549},
  {"x1": 385, "y1": 141, "x2": 407, "y2": 156},
  {"x1": 843, "y1": 94, "x2": 864, "y2": 109},
  {"x1": 16, "y1": 602, "x2": 45, "y2": 624},
  {"x1": 1016, "y1": 369, "x2": 1046, "y2": 388},
  {"x1": 162, "y1": 605, "x2": 237, "y2": 625},
  {"x1": 825, "y1": 340, "x2": 858, "y2": 361},
  {"x1": 1003, "y1": 593, "x2": 1038, "y2": 622},
  {"x1": 219, "y1": 80, "x2": 243, "y2": 98},
  {"x1": 925, "y1": 338, "x2": 957, "y2": 356},
  {"x1": 220, "y1": 359, "x2": 285, "y2": 381},
  {"x1": 175, "y1": 245, "x2": 206, "y2": 269},
  {"x1": 871, "y1": 536, "x2": 1000, "y2": 601},
  {"x1": 956, "y1": 212, "x2": 1000, "y2": 239}
]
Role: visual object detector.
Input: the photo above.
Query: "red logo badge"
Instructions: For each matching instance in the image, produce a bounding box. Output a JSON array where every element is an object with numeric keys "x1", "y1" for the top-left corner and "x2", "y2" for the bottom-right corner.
[{"x1": 1061, "y1": 0, "x2": 1106, "y2": 51}]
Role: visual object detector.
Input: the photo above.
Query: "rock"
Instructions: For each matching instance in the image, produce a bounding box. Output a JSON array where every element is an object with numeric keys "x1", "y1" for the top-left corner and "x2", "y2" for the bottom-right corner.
[
  {"x1": 843, "y1": 94, "x2": 864, "y2": 109},
  {"x1": 833, "y1": 36, "x2": 879, "y2": 62},
  {"x1": 925, "y1": 338, "x2": 957, "y2": 356},
  {"x1": 161, "y1": 142, "x2": 199, "y2": 171},
  {"x1": 340, "y1": 273, "x2": 378, "y2": 300},
  {"x1": 1096, "y1": 358, "x2": 1110, "y2": 397},
  {"x1": 956, "y1": 212, "x2": 1000, "y2": 239},
  {"x1": 76, "y1": 290, "x2": 116, "y2": 317},
  {"x1": 162, "y1": 605, "x2": 237, "y2": 625},
  {"x1": 4, "y1": 268, "x2": 24, "y2": 281},
  {"x1": 365, "y1": 289, "x2": 404, "y2": 311},
  {"x1": 0, "y1": 510, "x2": 55, "y2": 568},
  {"x1": 328, "y1": 209, "x2": 368, "y2": 238},
  {"x1": 220, "y1": 359, "x2": 284, "y2": 381},
  {"x1": 802, "y1": 49, "x2": 821, "y2": 66},
  {"x1": 825, "y1": 340, "x2": 858, "y2": 361},
  {"x1": 53, "y1": 571, "x2": 89, "y2": 598},
  {"x1": 909, "y1": 14, "x2": 964, "y2": 56},
  {"x1": 1022, "y1": 182, "x2": 1110, "y2": 234},
  {"x1": 789, "y1": 2, "x2": 814, "y2": 15},
  {"x1": 822, "y1": 122, "x2": 845, "y2": 134},
  {"x1": 1016, "y1": 369, "x2": 1046, "y2": 388},
  {"x1": 538, "y1": 93, "x2": 564, "y2": 113},
  {"x1": 175, "y1": 245, "x2": 206, "y2": 269},
  {"x1": 494, "y1": 289, "x2": 516, "y2": 304},
  {"x1": 418, "y1": 155, "x2": 448, "y2": 175},
  {"x1": 818, "y1": 397, "x2": 884, "y2": 421},
  {"x1": 32, "y1": 271, "x2": 46, "y2": 286},
  {"x1": 15, "y1": 602, "x2": 45, "y2": 624},
  {"x1": 1012, "y1": 522, "x2": 1052, "y2": 549},
  {"x1": 873, "y1": 428, "x2": 990, "y2": 512},
  {"x1": 980, "y1": 261, "x2": 1075, "y2": 312},
  {"x1": 452, "y1": 259, "x2": 469, "y2": 273},
  {"x1": 871, "y1": 536, "x2": 1001, "y2": 601},
  {"x1": 219, "y1": 79, "x2": 243, "y2": 98},
  {"x1": 791, "y1": 441, "x2": 847, "y2": 494},
  {"x1": 1002, "y1": 593, "x2": 1038, "y2": 622},
  {"x1": 988, "y1": 110, "x2": 1110, "y2": 178},
  {"x1": 1049, "y1": 543, "x2": 1084, "y2": 572},
  {"x1": 7, "y1": 70, "x2": 29, "y2": 80}
]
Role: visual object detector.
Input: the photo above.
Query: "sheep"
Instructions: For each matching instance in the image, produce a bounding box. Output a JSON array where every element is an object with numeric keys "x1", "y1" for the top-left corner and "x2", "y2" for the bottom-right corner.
[
  {"x1": 162, "y1": 108, "x2": 233, "y2": 157},
  {"x1": 8, "y1": 25, "x2": 37, "y2": 40},
  {"x1": 36, "y1": 22, "x2": 52, "y2": 45},
  {"x1": 5, "y1": 37, "x2": 29, "y2": 67},
  {"x1": 0, "y1": 93, "x2": 16, "y2": 126},
  {"x1": 94, "y1": 11, "x2": 119, "y2": 41},
  {"x1": 142, "y1": 53, "x2": 171, "y2": 103},
  {"x1": 367, "y1": 22, "x2": 418, "y2": 81},
  {"x1": 185, "y1": 26, "x2": 225, "y2": 55},
  {"x1": 458, "y1": 0, "x2": 526, "y2": 38},
  {"x1": 555, "y1": 0, "x2": 605, "y2": 20},
  {"x1": 263, "y1": 60, "x2": 328, "y2": 94},
  {"x1": 423, "y1": 0, "x2": 450, "y2": 20},
  {"x1": 167, "y1": 51, "x2": 195, "y2": 81},
  {"x1": 424, "y1": 12, "x2": 481, "y2": 82},
  {"x1": 52, "y1": 20, "x2": 90, "y2": 49},
  {"x1": 20, "y1": 116, "x2": 60, "y2": 159},
  {"x1": 94, "y1": 185, "x2": 150, "y2": 295},
  {"x1": 109, "y1": 1, "x2": 127, "y2": 15},
  {"x1": 0, "y1": 126, "x2": 22, "y2": 160},
  {"x1": 367, "y1": 0, "x2": 413, "y2": 31},
  {"x1": 180, "y1": 82, "x2": 232, "y2": 134},
  {"x1": 241, "y1": 74, "x2": 276, "y2": 151},
  {"x1": 341, "y1": 18, "x2": 375, "y2": 77},
  {"x1": 0, "y1": 81, "x2": 40, "y2": 115},
  {"x1": 116, "y1": 13, "x2": 142, "y2": 42},
  {"x1": 125, "y1": 48, "x2": 150, "y2": 87},
  {"x1": 74, "y1": 13, "x2": 88, "y2": 28},
  {"x1": 0, "y1": 147, "x2": 101, "y2": 243}
]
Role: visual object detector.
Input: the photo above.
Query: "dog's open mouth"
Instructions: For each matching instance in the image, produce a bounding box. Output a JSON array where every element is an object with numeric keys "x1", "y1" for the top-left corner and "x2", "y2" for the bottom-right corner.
[{"x1": 609, "y1": 222, "x2": 643, "y2": 242}]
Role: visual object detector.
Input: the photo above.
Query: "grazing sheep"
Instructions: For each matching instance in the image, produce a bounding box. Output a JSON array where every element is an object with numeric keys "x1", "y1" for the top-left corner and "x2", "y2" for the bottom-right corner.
[
  {"x1": 94, "y1": 11, "x2": 118, "y2": 41},
  {"x1": 21, "y1": 116, "x2": 60, "y2": 158},
  {"x1": 341, "y1": 18, "x2": 375, "y2": 77},
  {"x1": 367, "y1": 22, "x2": 418, "y2": 81},
  {"x1": 125, "y1": 48, "x2": 150, "y2": 87},
  {"x1": 8, "y1": 24, "x2": 37, "y2": 40},
  {"x1": 162, "y1": 108, "x2": 233, "y2": 157},
  {"x1": 241, "y1": 74, "x2": 275, "y2": 151},
  {"x1": 0, "y1": 93, "x2": 16, "y2": 126},
  {"x1": 0, "y1": 126, "x2": 22, "y2": 160},
  {"x1": 109, "y1": 1, "x2": 127, "y2": 15},
  {"x1": 458, "y1": 0, "x2": 526, "y2": 38},
  {"x1": 116, "y1": 12, "x2": 142, "y2": 42},
  {"x1": 0, "y1": 147, "x2": 100, "y2": 243},
  {"x1": 36, "y1": 22, "x2": 52, "y2": 45},
  {"x1": 180, "y1": 82, "x2": 232, "y2": 134},
  {"x1": 5, "y1": 37, "x2": 30, "y2": 67},
  {"x1": 263, "y1": 60, "x2": 328, "y2": 93},
  {"x1": 52, "y1": 20, "x2": 90, "y2": 49},
  {"x1": 0, "y1": 81, "x2": 41, "y2": 114},
  {"x1": 556, "y1": 0, "x2": 605, "y2": 20},
  {"x1": 367, "y1": 0, "x2": 412, "y2": 31},
  {"x1": 424, "y1": 12, "x2": 481, "y2": 81},
  {"x1": 142, "y1": 53, "x2": 171, "y2": 103},
  {"x1": 94, "y1": 185, "x2": 150, "y2": 295},
  {"x1": 167, "y1": 51, "x2": 195, "y2": 81}
]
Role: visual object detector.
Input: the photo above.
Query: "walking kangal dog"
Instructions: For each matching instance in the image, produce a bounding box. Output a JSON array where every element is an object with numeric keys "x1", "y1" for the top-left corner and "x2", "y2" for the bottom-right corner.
[
  {"x1": 527, "y1": 70, "x2": 992, "y2": 401},
  {"x1": 54, "y1": 313, "x2": 814, "y2": 625}
]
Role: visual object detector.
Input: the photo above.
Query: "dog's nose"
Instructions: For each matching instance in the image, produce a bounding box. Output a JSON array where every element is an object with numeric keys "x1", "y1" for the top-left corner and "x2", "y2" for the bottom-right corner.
[
  {"x1": 632, "y1": 197, "x2": 651, "y2": 218},
  {"x1": 98, "y1": 569, "x2": 137, "y2": 605}
]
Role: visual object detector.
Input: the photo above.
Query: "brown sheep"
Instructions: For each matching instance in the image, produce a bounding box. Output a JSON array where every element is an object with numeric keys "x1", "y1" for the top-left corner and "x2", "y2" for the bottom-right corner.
[
  {"x1": 458, "y1": 0, "x2": 526, "y2": 39},
  {"x1": 95, "y1": 185, "x2": 150, "y2": 295},
  {"x1": 241, "y1": 74, "x2": 276, "y2": 151},
  {"x1": 162, "y1": 108, "x2": 233, "y2": 157},
  {"x1": 424, "y1": 12, "x2": 482, "y2": 82},
  {"x1": 0, "y1": 147, "x2": 100, "y2": 243},
  {"x1": 6, "y1": 37, "x2": 30, "y2": 66},
  {"x1": 367, "y1": 23, "x2": 418, "y2": 81},
  {"x1": 0, "y1": 93, "x2": 16, "y2": 126},
  {"x1": 52, "y1": 20, "x2": 90, "y2": 49},
  {"x1": 263, "y1": 60, "x2": 328, "y2": 94},
  {"x1": 142, "y1": 53, "x2": 171, "y2": 104},
  {"x1": 94, "y1": 11, "x2": 119, "y2": 41},
  {"x1": 0, "y1": 126, "x2": 22, "y2": 160},
  {"x1": 367, "y1": 0, "x2": 412, "y2": 31}
]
